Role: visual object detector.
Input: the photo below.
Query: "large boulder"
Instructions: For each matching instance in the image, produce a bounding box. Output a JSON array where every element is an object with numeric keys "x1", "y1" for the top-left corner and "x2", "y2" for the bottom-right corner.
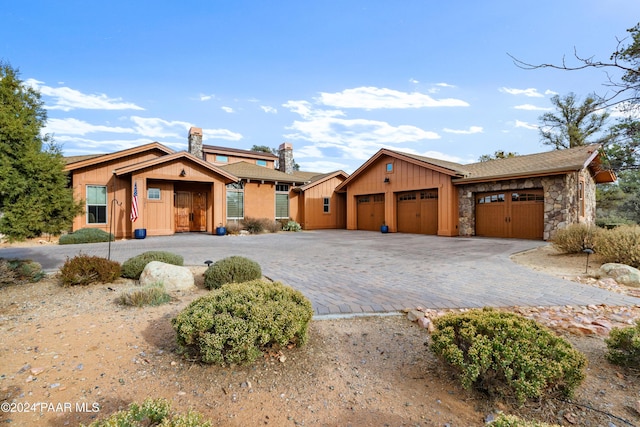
[
  {"x1": 599, "y1": 263, "x2": 640, "y2": 287},
  {"x1": 139, "y1": 261, "x2": 194, "y2": 291}
]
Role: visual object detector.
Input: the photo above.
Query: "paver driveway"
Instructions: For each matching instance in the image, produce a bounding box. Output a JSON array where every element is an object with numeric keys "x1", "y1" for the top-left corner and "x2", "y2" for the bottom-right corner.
[{"x1": 1, "y1": 230, "x2": 638, "y2": 315}]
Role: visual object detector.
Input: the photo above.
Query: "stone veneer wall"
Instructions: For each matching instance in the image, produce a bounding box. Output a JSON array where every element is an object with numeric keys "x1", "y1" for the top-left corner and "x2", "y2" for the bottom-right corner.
[{"x1": 457, "y1": 171, "x2": 597, "y2": 240}]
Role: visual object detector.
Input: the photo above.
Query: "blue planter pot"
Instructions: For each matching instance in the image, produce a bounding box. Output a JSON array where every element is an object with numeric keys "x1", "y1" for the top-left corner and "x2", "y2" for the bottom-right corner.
[
  {"x1": 380, "y1": 225, "x2": 389, "y2": 233},
  {"x1": 134, "y1": 228, "x2": 146, "y2": 239},
  {"x1": 215, "y1": 226, "x2": 227, "y2": 236}
]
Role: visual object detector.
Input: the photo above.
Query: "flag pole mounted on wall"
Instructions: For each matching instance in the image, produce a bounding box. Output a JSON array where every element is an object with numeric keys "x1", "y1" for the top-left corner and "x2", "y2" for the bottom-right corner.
[{"x1": 131, "y1": 182, "x2": 139, "y2": 223}]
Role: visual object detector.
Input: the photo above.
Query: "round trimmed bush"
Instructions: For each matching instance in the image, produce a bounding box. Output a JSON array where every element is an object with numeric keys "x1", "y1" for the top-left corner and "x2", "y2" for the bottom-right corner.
[
  {"x1": 59, "y1": 255, "x2": 121, "y2": 287},
  {"x1": 203, "y1": 256, "x2": 262, "y2": 289},
  {"x1": 430, "y1": 308, "x2": 586, "y2": 404},
  {"x1": 171, "y1": 280, "x2": 314, "y2": 365},
  {"x1": 121, "y1": 251, "x2": 184, "y2": 280},
  {"x1": 605, "y1": 320, "x2": 640, "y2": 368}
]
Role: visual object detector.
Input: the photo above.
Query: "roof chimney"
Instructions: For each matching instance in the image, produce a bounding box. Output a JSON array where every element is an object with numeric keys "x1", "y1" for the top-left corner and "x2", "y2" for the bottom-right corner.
[
  {"x1": 278, "y1": 142, "x2": 294, "y2": 174},
  {"x1": 188, "y1": 127, "x2": 203, "y2": 159}
]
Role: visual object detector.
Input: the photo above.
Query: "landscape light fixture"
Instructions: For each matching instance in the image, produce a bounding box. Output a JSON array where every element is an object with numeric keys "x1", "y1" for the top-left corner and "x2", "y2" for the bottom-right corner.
[
  {"x1": 383, "y1": 177, "x2": 390, "y2": 184},
  {"x1": 582, "y1": 247, "x2": 595, "y2": 273},
  {"x1": 204, "y1": 260, "x2": 213, "y2": 267}
]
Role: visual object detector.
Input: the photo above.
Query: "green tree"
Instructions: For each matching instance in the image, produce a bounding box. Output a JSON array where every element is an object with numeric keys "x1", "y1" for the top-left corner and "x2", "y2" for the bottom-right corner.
[
  {"x1": 478, "y1": 150, "x2": 518, "y2": 162},
  {"x1": 0, "y1": 62, "x2": 82, "y2": 241},
  {"x1": 539, "y1": 93, "x2": 614, "y2": 150},
  {"x1": 250, "y1": 144, "x2": 273, "y2": 154}
]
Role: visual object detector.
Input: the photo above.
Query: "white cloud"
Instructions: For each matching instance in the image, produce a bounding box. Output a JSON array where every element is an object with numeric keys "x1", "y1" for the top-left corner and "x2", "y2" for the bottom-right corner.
[
  {"x1": 544, "y1": 89, "x2": 559, "y2": 96},
  {"x1": 514, "y1": 104, "x2": 552, "y2": 111},
  {"x1": 201, "y1": 128, "x2": 243, "y2": 141},
  {"x1": 435, "y1": 82, "x2": 455, "y2": 88},
  {"x1": 199, "y1": 93, "x2": 215, "y2": 101},
  {"x1": 293, "y1": 145, "x2": 324, "y2": 158},
  {"x1": 25, "y1": 79, "x2": 144, "y2": 111},
  {"x1": 514, "y1": 120, "x2": 538, "y2": 130},
  {"x1": 299, "y1": 160, "x2": 350, "y2": 173},
  {"x1": 221, "y1": 106, "x2": 235, "y2": 113},
  {"x1": 54, "y1": 136, "x2": 158, "y2": 154},
  {"x1": 317, "y1": 86, "x2": 469, "y2": 109},
  {"x1": 260, "y1": 105, "x2": 277, "y2": 114},
  {"x1": 45, "y1": 118, "x2": 133, "y2": 135},
  {"x1": 130, "y1": 116, "x2": 192, "y2": 139},
  {"x1": 499, "y1": 87, "x2": 544, "y2": 98},
  {"x1": 442, "y1": 126, "x2": 483, "y2": 135},
  {"x1": 409, "y1": 78, "x2": 419, "y2": 84}
]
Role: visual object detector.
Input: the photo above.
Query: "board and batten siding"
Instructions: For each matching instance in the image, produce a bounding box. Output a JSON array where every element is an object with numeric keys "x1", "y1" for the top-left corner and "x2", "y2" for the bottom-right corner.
[{"x1": 301, "y1": 177, "x2": 347, "y2": 230}]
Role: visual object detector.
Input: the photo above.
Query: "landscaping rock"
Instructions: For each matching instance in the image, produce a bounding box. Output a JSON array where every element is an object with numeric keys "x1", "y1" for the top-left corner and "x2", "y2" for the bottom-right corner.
[
  {"x1": 139, "y1": 261, "x2": 194, "y2": 291},
  {"x1": 599, "y1": 263, "x2": 640, "y2": 287},
  {"x1": 406, "y1": 310, "x2": 425, "y2": 322}
]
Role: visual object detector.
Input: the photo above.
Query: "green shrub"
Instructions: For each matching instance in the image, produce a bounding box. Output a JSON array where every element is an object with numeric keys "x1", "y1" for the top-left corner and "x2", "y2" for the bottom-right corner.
[
  {"x1": 59, "y1": 228, "x2": 114, "y2": 245},
  {"x1": 430, "y1": 308, "x2": 586, "y2": 404},
  {"x1": 282, "y1": 220, "x2": 302, "y2": 232},
  {"x1": 59, "y1": 255, "x2": 121, "y2": 287},
  {"x1": 82, "y1": 397, "x2": 211, "y2": 427},
  {"x1": 490, "y1": 413, "x2": 560, "y2": 427},
  {"x1": 203, "y1": 255, "x2": 262, "y2": 290},
  {"x1": 172, "y1": 280, "x2": 314, "y2": 365},
  {"x1": 593, "y1": 224, "x2": 640, "y2": 268},
  {"x1": 552, "y1": 223, "x2": 600, "y2": 254},
  {"x1": 121, "y1": 251, "x2": 184, "y2": 280},
  {"x1": 117, "y1": 282, "x2": 171, "y2": 307},
  {"x1": 241, "y1": 217, "x2": 267, "y2": 234},
  {"x1": 605, "y1": 320, "x2": 640, "y2": 368},
  {"x1": 0, "y1": 258, "x2": 44, "y2": 288}
]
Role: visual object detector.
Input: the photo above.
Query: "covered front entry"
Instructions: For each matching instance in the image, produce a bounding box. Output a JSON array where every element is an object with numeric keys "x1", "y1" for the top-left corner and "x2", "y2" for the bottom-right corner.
[
  {"x1": 356, "y1": 194, "x2": 384, "y2": 231},
  {"x1": 475, "y1": 190, "x2": 544, "y2": 239},
  {"x1": 397, "y1": 190, "x2": 438, "y2": 234},
  {"x1": 175, "y1": 189, "x2": 208, "y2": 232}
]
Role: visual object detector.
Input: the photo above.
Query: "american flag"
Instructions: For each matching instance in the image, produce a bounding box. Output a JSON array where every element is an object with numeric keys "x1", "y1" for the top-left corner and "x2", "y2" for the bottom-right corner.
[{"x1": 130, "y1": 182, "x2": 139, "y2": 222}]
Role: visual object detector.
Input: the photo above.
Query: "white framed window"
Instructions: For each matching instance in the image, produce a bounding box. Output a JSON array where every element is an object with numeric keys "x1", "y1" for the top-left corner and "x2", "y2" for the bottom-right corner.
[
  {"x1": 147, "y1": 188, "x2": 161, "y2": 200},
  {"x1": 226, "y1": 182, "x2": 244, "y2": 220},
  {"x1": 323, "y1": 197, "x2": 330, "y2": 213},
  {"x1": 86, "y1": 185, "x2": 107, "y2": 224},
  {"x1": 275, "y1": 184, "x2": 289, "y2": 219}
]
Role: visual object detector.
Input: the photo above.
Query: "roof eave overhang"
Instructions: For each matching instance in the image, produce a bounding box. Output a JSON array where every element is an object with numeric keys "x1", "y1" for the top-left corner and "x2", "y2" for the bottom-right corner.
[
  {"x1": 64, "y1": 142, "x2": 174, "y2": 172},
  {"x1": 452, "y1": 168, "x2": 579, "y2": 185}
]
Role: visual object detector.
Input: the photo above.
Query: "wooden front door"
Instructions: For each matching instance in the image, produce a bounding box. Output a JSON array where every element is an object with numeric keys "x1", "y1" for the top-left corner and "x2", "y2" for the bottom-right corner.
[{"x1": 175, "y1": 191, "x2": 207, "y2": 232}]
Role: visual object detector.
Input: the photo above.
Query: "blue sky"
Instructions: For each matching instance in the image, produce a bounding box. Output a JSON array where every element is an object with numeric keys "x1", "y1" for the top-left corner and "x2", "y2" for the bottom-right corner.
[{"x1": 2, "y1": 1, "x2": 639, "y2": 173}]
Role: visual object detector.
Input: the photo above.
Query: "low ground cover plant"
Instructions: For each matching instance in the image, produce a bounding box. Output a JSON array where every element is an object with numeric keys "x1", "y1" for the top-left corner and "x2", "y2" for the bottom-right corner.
[
  {"x1": 117, "y1": 282, "x2": 171, "y2": 307},
  {"x1": 552, "y1": 223, "x2": 600, "y2": 254},
  {"x1": 605, "y1": 320, "x2": 640, "y2": 369},
  {"x1": 490, "y1": 413, "x2": 560, "y2": 427},
  {"x1": 203, "y1": 255, "x2": 262, "y2": 289},
  {"x1": 59, "y1": 228, "x2": 114, "y2": 245},
  {"x1": 594, "y1": 224, "x2": 640, "y2": 269},
  {"x1": 0, "y1": 258, "x2": 44, "y2": 288},
  {"x1": 121, "y1": 251, "x2": 184, "y2": 280},
  {"x1": 172, "y1": 280, "x2": 314, "y2": 365},
  {"x1": 282, "y1": 220, "x2": 302, "y2": 231},
  {"x1": 82, "y1": 397, "x2": 211, "y2": 427},
  {"x1": 430, "y1": 308, "x2": 586, "y2": 404},
  {"x1": 59, "y1": 255, "x2": 121, "y2": 287}
]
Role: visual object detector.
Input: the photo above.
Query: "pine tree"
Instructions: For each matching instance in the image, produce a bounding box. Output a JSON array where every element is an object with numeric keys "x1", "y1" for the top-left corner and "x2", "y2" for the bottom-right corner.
[{"x1": 0, "y1": 62, "x2": 82, "y2": 241}]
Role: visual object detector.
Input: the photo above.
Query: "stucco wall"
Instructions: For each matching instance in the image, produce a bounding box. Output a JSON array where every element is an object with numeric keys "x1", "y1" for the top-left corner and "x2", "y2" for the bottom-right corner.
[{"x1": 457, "y1": 171, "x2": 597, "y2": 240}]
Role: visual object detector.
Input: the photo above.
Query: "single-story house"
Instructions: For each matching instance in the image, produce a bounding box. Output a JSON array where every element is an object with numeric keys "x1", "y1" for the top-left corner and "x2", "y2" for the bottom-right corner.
[
  {"x1": 335, "y1": 144, "x2": 615, "y2": 240},
  {"x1": 64, "y1": 126, "x2": 613, "y2": 240},
  {"x1": 64, "y1": 127, "x2": 348, "y2": 238}
]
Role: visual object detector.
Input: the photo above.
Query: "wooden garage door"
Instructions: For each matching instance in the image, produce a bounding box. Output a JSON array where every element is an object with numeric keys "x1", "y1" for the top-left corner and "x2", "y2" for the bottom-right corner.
[
  {"x1": 357, "y1": 194, "x2": 384, "y2": 231},
  {"x1": 397, "y1": 190, "x2": 438, "y2": 234},
  {"x1": 475, "y1": 190, "x2": 544, "y2": 239}
]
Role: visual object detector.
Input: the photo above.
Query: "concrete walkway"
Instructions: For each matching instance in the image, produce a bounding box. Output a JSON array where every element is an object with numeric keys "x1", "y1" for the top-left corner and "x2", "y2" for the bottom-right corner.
[{"x1": 1, "y1": 230, "x2": 638, "y2": 315}]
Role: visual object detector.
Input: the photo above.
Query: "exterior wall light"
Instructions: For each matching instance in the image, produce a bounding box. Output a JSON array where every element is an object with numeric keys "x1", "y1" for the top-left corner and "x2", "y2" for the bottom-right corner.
[{"x1": 383, "y1": 177, "x2": 390, "y2": 184}]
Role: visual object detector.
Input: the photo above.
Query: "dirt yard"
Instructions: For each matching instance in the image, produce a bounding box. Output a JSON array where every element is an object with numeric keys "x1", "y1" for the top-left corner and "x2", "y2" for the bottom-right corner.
[{"x1": 1, "y1": 243, "x2": 639, "y2": 426}]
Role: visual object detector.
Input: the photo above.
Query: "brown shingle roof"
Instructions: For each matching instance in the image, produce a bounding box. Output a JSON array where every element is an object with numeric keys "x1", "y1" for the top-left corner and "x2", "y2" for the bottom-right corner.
[
  {"x1": 203, "y1": 145, "x2": 278, "y2": 159},
  {"x1": 219, "y1": 161, "x2": 322, "y2": 184},
  {"x1": 454, "y1": 144, "x2": 607, "y2": 183},
  {"x1": 64, "y1": 154, "x2": 106, "y2": 165}
]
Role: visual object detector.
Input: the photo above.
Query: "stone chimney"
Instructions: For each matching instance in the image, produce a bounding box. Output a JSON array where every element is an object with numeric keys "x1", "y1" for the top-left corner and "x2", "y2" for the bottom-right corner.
[
  {"x1": 188, "y1": 127, "x2": 203, "y2": 159},
  {"x1": 278, "y1": 142, "x2": 294, "y2": 174}
]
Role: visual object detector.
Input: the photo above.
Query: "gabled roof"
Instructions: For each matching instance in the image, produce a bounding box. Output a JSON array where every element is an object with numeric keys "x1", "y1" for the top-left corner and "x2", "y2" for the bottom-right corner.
[
  {"x1": 335, "y1": 148, "x2": 466, "y2": 192},
  {"x1": 295, "y1": 170, "x2": 349, "y2": 192},
  {"x1": 64, "y1": 142, "x2": 174, "y2": 171},
  {"x1": 454, "y1": 144, "x2": 616, "y2": 184},
  {"x1": 218, "y1": 161, "x2": 323, "y2": 184},
  {"x1": 203, "y1": 145, "x2": 278, "y2": 160},
  {"x1": 113, "y1": 151, "x2": 238, "y2": 182}
]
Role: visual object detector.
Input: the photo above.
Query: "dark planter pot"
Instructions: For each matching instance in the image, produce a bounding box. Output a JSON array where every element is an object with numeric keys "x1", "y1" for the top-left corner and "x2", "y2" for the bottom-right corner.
[
  {"x1": 215, "y1": 226, "x2": 227, "y2": 236},
  {"x1": 134, "y1": 228, "x2": 147, "y2": 239},
  {"x1": 380, "y1": 225, "x2": 389, "y2": 233}
]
